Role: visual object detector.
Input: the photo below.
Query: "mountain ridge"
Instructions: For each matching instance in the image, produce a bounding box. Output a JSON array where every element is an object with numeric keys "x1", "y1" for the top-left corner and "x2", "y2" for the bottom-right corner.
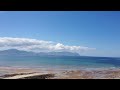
[{"x1": 0, "y1": 49, "x2": 80, "y2": 56}]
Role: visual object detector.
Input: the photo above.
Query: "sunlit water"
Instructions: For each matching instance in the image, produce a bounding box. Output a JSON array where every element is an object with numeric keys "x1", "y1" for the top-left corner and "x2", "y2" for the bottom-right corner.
[{"x1": 0, "y1": 56, "x2": 120, "y2": 69}]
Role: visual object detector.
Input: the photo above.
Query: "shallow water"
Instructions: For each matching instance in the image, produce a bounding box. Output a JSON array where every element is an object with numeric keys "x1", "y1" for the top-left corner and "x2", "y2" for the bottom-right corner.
[{"x1": 0, "y1": 56, "x2": 120, "y2": 70}]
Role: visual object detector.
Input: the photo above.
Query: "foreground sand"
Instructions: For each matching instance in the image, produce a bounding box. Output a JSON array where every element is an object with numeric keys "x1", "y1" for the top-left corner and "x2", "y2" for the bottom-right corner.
[
  {"x1": 1, "y1": 67, "x2": 120, "y2": 79},
  {"x1": 52, "y1": 69, "x2": 120, "y2": 79}
]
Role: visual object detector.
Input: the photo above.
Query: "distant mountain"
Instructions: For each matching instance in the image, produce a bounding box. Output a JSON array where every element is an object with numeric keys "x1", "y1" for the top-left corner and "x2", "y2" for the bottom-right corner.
[
  {"x1": 0, "y1": 49, "x2": 80, "y2": 56},
  {"x1": 46, "y1": 52, "x2": 80, "y2": 56},
  {"x1": 0, "y1": 49, "x2": 34, "y2": 56}
]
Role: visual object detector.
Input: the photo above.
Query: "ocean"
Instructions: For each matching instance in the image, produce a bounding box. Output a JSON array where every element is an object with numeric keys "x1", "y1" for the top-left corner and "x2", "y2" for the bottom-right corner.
[{"x1": 0, "y1": 56, "x2": 120, "y2": 70}]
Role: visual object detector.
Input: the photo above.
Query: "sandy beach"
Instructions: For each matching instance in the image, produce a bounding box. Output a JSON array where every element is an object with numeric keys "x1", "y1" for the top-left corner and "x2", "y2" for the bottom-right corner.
[{"x1": 1, "y1": 67, "x2": 120, "y2": 79}]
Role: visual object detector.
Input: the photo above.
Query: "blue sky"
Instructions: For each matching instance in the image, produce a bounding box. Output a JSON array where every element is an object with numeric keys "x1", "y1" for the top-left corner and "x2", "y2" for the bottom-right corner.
[{"x1": 0, "y1": 11, "x2": 120, "y2": 57}]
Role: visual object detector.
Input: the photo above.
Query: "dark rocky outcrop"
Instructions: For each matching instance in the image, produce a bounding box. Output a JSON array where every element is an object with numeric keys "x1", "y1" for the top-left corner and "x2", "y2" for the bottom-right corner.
[{"x1": 19, "y1": 74, "x2": 55, "y2": 79}]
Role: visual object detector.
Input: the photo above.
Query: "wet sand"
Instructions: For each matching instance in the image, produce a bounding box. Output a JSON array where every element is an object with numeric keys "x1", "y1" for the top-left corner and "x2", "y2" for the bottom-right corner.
[{"x1": 1, "y1": 67, "x2": 120, "y2": 79}]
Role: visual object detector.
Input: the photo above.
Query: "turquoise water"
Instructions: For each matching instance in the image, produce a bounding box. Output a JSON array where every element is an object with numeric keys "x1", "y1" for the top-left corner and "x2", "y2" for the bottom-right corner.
[{"x1": 0, "y1": 56, "x2": 120, "y2": 70}]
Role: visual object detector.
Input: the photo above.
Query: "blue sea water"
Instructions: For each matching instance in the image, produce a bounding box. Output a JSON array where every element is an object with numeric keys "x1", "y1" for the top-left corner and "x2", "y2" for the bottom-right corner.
[{"x1": 0, "y1": 56, "x2": 120, "y2": 70}]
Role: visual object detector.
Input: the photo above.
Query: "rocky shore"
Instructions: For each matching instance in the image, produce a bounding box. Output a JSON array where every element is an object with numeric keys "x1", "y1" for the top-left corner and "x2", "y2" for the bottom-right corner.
[
  {"x1": 1, "y1": 67, "x2": 120, "y2": 79},
  {"x1": 2, "y1": 73, "x2": 55, "y2": 79}
]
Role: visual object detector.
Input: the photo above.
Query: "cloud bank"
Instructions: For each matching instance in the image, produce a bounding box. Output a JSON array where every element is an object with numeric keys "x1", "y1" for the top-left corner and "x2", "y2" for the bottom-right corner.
[{"x1": 0, "y1": 37, "x2": 96, "y2": 53}]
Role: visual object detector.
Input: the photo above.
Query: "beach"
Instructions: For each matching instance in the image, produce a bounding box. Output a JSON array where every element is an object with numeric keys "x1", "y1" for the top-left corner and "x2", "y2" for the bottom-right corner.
[
  {"x1": 0, "y1": 56, "x2": 120, "y2": 79},
  {"x1": 1, "y1": 67, "x2": 120, "y2": 79}
]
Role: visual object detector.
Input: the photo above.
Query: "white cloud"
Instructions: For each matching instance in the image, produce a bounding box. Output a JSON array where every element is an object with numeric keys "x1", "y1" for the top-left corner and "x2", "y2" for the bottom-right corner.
[{"x1": 0, "y1": 37, "x2": 96, "y2": 53}]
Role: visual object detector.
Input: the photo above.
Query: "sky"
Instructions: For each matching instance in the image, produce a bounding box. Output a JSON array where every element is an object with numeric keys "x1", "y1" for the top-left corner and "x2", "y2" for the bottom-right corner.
[{"x1": 0, "y1": 11, "x2": 120, "y2": 57}]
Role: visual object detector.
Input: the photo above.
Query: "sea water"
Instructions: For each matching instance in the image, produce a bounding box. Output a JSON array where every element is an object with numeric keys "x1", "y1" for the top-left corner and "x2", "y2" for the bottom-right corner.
[{"x1": 0, "y1": 56, "x2": 120, "y2": 70}]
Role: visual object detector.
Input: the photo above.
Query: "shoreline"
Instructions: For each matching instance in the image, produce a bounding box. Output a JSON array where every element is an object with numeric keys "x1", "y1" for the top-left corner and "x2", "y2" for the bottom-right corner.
[
  {"x1": 2, "y1": 73, "x2": 55, "y2": 79},
  {"x1": 1, "y1": 66, "x2": 120, "y2": 79}
]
